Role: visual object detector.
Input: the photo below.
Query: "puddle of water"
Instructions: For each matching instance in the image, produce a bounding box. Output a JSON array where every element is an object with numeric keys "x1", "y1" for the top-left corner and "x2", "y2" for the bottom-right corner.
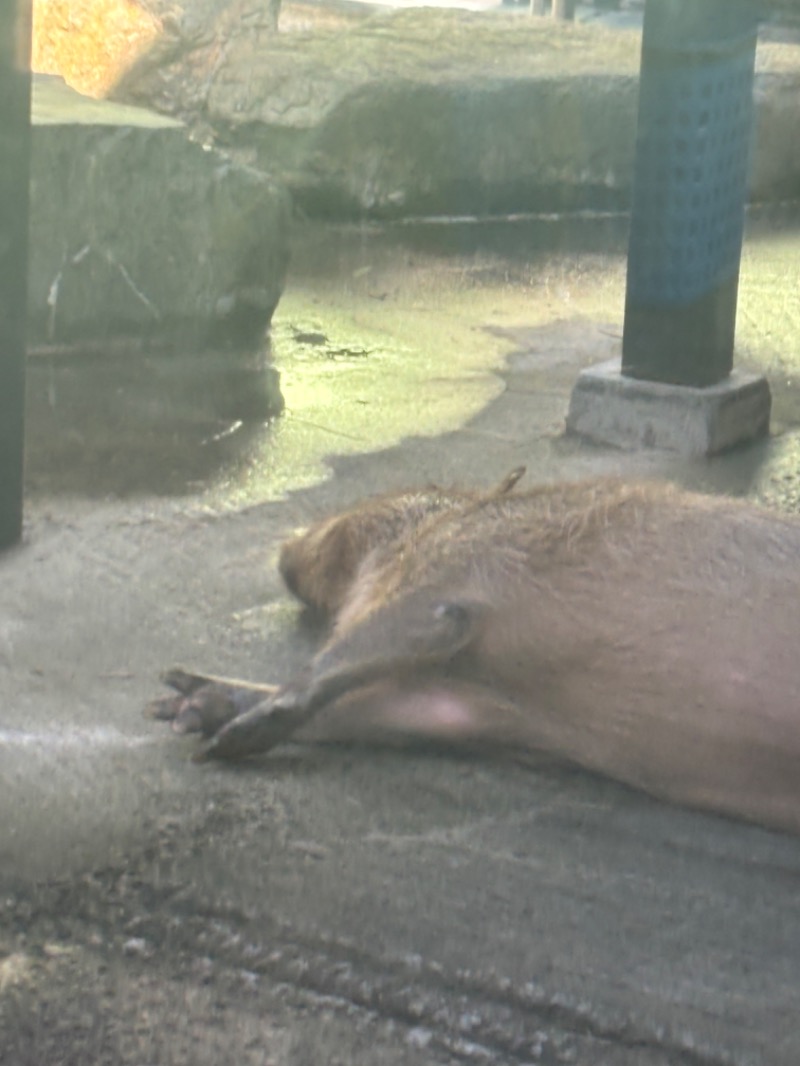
[
  {"x1": 23, "y1": 214, "x2": 629, "y2": 504},
  {"x1": 24, "y1": 347, "x2": 280, "y2": 498},
  {"x1": 22, "y1": 208, "x2": 800, "y2": 508}
]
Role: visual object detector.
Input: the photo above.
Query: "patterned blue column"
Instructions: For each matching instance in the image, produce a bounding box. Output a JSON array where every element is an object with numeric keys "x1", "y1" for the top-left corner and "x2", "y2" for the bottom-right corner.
[
  {"x1": 0, "y1": 0, "x2": 32, "y2": 547},
  {"x1": 622, "y1": 0, "x2": 760, "y2": 386}
]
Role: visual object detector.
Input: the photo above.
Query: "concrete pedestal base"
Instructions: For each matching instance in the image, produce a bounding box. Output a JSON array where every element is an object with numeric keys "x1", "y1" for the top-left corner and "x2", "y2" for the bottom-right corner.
[{"x1": 566, "y1": 359, "x2": 771, "y2": 455}]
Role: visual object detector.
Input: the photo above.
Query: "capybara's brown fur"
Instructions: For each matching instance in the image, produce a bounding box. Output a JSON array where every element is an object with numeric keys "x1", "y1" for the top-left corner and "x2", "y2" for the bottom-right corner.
[
  {"x1": 278, "y1": 467, "x2": 525, "y2": 619},
  {"x1": 149, "y1": 475, "x2": 800, "y2": 836}
]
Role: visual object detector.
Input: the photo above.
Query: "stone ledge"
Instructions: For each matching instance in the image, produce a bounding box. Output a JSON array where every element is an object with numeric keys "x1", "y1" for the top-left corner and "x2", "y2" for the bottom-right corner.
[
  {"x1": 566, "y1": 359, "x2": 772, "y2": 455},
  {"x1": 104, "y1": 8, "x2": 800, "y2": 220},
  {"x1": 29, "y1": 75, "x2": 291, "y2": 374}
]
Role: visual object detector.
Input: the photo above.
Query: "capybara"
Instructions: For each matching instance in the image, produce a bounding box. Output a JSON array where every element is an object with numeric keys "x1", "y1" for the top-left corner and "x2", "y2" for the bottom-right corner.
[
  {"x1": 147, "y1": 474, "x2": 800, "y2": 835},
  {"x1": 278, "y1": 466, "x2": 525, "y2": 619}
]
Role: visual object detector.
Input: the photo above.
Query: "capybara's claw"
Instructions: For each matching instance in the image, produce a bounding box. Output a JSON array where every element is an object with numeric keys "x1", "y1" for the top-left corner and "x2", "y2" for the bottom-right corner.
[
  {"x1": 160, "y1": 666, "x2": 209, "y2": 695},
  {"x1": 181, "y1": 687, "x2": 241, "y2": 737},
  {"x1": 146, "y1": 682, "x2": 246, "y2": 737},
  {"x1": 145, "y1": 669, "x2": 223, "y2": 726},
  {"x1": 144, "y1": 693, "x2": 183, "y2": 722}
]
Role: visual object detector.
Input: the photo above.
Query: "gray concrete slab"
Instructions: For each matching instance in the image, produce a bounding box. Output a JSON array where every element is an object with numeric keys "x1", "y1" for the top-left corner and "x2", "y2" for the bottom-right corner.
[
  {"x1": 566, "y1": 360, "x2": 772, "y2": 454},
  {"x1": 2, "y1": 211, "x2": 800, "y2": 1064}
]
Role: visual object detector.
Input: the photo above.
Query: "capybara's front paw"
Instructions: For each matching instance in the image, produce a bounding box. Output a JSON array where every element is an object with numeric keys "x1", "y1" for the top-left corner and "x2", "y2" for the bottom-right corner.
[
  {"x1": 144, "y1": 667, "x2": 252, "y2": 739},
  {"x1": 145, "y1": 683, "x2": 239, "y2": 737},
  {"x1": 145, "y1": 667, "x2": 282, "y2": 750}
]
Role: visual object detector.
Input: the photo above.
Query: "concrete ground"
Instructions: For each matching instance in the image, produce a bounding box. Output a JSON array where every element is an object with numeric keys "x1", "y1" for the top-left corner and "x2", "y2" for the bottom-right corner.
[{"x1": 2, "y1": 209, "x2": 800, "y2": 1064}]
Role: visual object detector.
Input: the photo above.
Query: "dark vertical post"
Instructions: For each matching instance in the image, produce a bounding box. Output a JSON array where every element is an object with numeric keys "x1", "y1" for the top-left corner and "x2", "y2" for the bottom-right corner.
[
  {"x1": 622, "y1": 0, "x2": 760, "y2": 387},
  {"x1": 0, "y1": 0, "x2": 32, "y2": 548},
  {"x1": 552, "y1": 0, "x2": 576, "y2": 18}
]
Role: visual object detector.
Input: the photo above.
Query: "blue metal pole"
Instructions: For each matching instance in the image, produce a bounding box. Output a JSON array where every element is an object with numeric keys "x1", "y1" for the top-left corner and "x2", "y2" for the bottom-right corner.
[{"x1": 622, "y1": 0, "x2": 760, "y2": 386}]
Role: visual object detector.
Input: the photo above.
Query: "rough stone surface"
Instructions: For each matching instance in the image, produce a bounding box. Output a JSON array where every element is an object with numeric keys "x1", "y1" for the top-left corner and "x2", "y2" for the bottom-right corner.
[
  {"x1": 111, "y1": 0, "x2": 283, "y2": 110},
  {"x1": 107, "y1": 7, "x2": 800, "y2": 219},
  {"x1": 29, "y1": 75, "x2": 291, "y2": 367},
  {"x1": 32, "y1": 0, "x2": 285, "y2": 99},
  {"x1": 116, "y1": 8, "x2": 643, "y2": 218},
  {"x1": 566, "y1": 359, "x2": 773, "y2": 455},
  {"x1": 33, "y1": 0, "x2": 162, "y2": 98}
]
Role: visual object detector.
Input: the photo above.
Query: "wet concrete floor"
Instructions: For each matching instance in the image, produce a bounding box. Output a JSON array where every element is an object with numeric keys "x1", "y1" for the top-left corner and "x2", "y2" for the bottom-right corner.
[
  {"x1": 3, "y1": 208, "x2": 800, "y2": 1065},
  {"x1": 24, "y1": 205, "x2": 800, "y2": 506},
  {"x1": 24, "y1": 211, "x2": 634, "y2": 504}
]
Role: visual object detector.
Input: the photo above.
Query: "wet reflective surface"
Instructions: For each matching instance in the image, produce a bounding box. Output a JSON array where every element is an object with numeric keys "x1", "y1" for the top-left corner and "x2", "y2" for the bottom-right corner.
[
  {"x1": 22, "y1": 211, "x2": 628, "y2": 503},
  {"x1": 24, "y1": 348, "x2": 280, "y2": 498},
  {"x1": 22, "y1": 205, "x2": 800, "y2": 508}
]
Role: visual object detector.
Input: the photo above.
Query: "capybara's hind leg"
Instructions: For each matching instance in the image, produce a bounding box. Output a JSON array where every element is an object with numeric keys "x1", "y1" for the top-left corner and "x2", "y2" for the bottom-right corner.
[
  {"x1": 145, "y1": 667, "x2": 278, "y2": 738},
  {"x1": 196, "y1": 676, "x2": 534, "y2": 764},
  {"x1": 196, "y1": 595, "x2": 484, "y2": 761}
]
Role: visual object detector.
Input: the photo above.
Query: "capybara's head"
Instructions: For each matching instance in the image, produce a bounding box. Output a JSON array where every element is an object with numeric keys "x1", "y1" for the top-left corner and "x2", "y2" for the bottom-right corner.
[{"x1": 278, "y1": 514, "x2": 365, "y2": 620}]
